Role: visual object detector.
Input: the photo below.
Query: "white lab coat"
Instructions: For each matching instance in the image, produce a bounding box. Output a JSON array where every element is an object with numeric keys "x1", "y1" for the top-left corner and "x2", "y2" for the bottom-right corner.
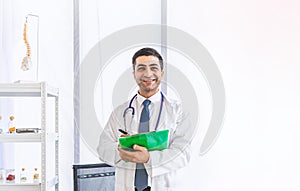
[{"x1": 97, "y1": 92, "x2": 195, "y2": 191}]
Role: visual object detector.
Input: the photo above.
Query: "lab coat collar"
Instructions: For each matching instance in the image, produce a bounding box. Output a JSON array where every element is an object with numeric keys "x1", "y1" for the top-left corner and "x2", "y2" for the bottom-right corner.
[{"x1": 136, "y1": 90, "x2": 161, "y2": 106}]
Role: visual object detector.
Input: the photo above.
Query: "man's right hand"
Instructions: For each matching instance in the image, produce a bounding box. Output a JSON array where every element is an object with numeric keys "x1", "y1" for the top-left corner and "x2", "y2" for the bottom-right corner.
[{"x1": 120, "y1": 134, "x2": 131, "y2": 137}]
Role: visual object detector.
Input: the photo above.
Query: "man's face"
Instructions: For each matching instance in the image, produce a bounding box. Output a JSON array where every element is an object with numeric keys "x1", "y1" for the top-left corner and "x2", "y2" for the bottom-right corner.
[{"x1": 133, "y1": 55, "x2": 164, "y2": 98}]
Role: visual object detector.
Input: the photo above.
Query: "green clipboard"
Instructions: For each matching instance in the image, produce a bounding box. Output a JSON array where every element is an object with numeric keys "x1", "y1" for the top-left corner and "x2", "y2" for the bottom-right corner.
[{"x1": 119, "y1": 129, "x2": 169, "y2": 151}]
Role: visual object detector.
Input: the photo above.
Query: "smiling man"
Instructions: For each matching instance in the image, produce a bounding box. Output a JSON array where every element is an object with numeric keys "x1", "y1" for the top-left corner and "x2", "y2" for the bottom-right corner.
[
  {"x1": 97, "y1": 47, "x2": 194, "y2": 191},
  {"x1": 132, "y1": 50, "x2": 164, "y2": 98}
]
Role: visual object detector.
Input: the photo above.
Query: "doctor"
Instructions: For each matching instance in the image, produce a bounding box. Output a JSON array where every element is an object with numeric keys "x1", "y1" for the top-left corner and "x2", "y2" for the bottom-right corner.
[{"x1": 97, "y1": 47, "x2": 195, "y2": 191}]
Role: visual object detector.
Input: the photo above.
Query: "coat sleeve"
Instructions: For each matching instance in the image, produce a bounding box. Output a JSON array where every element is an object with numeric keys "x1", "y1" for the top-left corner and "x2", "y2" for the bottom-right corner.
[
  {"x1": 145, "y1": 105, "x2": 195, "y2": 177},
  {"x1": 97, "y1": 109, "x2": 130, "y2": 167},
  {"x1": 97, "y1": 111, "x2": 120, "y2": 165}
]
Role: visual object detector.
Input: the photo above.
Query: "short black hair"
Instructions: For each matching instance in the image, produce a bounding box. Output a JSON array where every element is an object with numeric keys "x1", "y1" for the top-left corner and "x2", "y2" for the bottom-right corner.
[{"x1": 132, "y1": 47, "x2": 164, "y2": 70}]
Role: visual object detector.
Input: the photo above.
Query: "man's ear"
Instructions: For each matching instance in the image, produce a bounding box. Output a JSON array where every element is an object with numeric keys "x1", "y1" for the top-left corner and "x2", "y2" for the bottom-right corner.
[{"x1": 132, "y1": 70, "x2": 138, "y2": 81}]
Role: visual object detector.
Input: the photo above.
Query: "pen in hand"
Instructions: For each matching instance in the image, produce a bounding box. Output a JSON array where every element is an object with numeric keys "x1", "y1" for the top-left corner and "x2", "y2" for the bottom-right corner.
[{"x1": 118, "y1": 129, "x2": 128, "y2": 134}]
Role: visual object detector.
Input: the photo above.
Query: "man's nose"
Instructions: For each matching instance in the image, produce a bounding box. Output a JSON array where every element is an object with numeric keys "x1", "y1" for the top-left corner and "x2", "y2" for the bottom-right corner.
[{"x1": 144, "y1": 67, "x2": 153, "y2": 77}]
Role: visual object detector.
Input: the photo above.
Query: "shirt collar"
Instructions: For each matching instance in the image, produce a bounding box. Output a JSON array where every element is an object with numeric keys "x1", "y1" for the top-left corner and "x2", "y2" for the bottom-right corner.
[{"x1": 136, "y1": 90, "x2": 161, "y2": 106}]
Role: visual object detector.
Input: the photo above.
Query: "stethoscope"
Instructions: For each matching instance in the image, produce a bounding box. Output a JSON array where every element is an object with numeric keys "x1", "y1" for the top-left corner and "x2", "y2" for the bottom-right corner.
[{"x1": 122, "y1": 92, "x2": 164, "y2": 133}]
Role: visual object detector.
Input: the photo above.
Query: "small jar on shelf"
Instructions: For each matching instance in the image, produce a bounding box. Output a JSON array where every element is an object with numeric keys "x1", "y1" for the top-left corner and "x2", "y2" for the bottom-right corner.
[
  {"x1": 8, "y1": 116, "x2": 16, "y2": 134},
  {"x1": 0, "y1": 116, "x2": 3, "y2": 134},
  {"x1": 33, "y1": 168, "x2": 39, "y2": 183},
  {"x1": 0, "y1": 168, "x2": 4, "y2": 183},
  {"x1": 0, "y1": 115, "x2": 7, "y2": 134},
  {"x1": 6, "y1": 169, "x2": 15, "y2": 183},
  {"x1": 20, "y1": 168, "x2": 27, "y2": 182}
]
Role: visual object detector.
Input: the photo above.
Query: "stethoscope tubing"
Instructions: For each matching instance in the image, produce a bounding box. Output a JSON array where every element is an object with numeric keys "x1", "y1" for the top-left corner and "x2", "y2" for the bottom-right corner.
[{"x1": 123, "y1": 92, "x2": 164, "y2": 132}]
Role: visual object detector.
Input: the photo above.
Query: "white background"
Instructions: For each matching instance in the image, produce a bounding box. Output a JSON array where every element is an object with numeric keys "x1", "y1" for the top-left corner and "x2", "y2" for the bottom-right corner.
[
  {"x1": 0, "y1": 0, "x2": 300, "y2": 190},
  {"x1": 0, "y1": 0, "x2": 73, "y2": 190},
  {"x1": 80, "y1": 0, "x2": 300, "y2": 191}
]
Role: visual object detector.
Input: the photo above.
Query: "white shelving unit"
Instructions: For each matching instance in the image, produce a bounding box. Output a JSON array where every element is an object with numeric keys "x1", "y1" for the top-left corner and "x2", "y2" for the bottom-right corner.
[{"x1": 0, "y1": 82, "x2": 59, "y2": 191}]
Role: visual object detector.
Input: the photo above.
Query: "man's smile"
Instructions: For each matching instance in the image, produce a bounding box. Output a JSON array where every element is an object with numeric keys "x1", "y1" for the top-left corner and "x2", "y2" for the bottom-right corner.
[{"x1": 141, "y1": 78, "x2": 157, "y2": 83}]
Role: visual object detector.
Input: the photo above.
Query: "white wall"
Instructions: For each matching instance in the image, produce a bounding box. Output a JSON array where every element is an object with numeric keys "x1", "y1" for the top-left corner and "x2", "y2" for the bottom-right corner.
[
  {"x1": 79, "y1": 0, "x2": 300, "y2": 191},
  {"x1": 0, "y1": 1, "x2": 73, "y2": 190},
  {"x1": 2, "y1": 0, "x2": 298, "y2": 190},
  {"x1": 79, "y1": 0, "x2": 163, "y2": 163},
  {"x1": 168, "y1": 0, "x2": 300, "y2": 190}
]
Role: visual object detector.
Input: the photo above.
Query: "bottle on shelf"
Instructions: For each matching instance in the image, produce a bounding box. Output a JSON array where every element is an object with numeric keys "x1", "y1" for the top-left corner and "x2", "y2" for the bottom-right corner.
[
  {"x1": 6, "y1": 169, "x2": 15, "y2": 183},
  {"x1": 8, "y1": 115, "x2": 16, "y2": 134},
  {"x1": 0, "y1": 116, "x2": 3, "y2": 134},
  {"x1": 20, "y1": 168, "x2": 27, "y2": 182},
  {"x1": 0, "y1": 168, "x2": 4, "y2": 183},
  {"x1": 33, "y1": 168, "x2": 39, "y2": 183}
]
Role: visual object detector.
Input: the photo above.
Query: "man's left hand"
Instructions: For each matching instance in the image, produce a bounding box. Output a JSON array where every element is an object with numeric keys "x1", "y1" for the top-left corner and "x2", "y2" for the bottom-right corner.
[{"x1": 118, "y1": 144, "x2": 150, "y2": 163}]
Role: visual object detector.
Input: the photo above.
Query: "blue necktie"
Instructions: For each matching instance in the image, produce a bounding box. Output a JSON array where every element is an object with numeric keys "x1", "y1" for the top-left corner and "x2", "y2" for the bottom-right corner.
[{"x1": 135, "y1": 99, "x2": 151, "y2": 191}]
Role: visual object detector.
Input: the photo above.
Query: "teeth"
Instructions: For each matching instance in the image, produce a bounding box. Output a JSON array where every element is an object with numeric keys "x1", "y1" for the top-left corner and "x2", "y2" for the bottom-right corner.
[
  {"x1": 142, "y1": 79, "x2": 156, "y2": 82},
  {"x1": 143, "y1": 79, "x2": 155, "y2": 82}
]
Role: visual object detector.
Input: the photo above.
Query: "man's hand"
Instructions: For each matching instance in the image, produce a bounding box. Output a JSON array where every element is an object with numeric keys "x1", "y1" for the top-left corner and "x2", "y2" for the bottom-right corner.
[
  {"x1": 118, "y1": 144, "x2": 150, "y2": 163},
  {"x1": 120, "y1": 134, "x2": 130, "y2": 137}
]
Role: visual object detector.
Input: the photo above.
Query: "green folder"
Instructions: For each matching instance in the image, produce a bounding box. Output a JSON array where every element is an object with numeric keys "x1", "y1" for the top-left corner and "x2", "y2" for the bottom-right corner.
[{"x1": 119, "y1": 129, "x2": 169, "y2": 151}]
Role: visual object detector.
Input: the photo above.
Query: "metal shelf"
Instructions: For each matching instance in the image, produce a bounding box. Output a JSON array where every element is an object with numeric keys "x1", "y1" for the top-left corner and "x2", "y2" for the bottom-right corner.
[
  {"x1": 0, "y1": 82, "x2": 58, "y2": 97},
  {"x1": 0, "y1": 183, "x2": 41, "y2": 191},
  {"x1": 0, "y1": 82, "x2": 59, "y2": 191},
  {"x1": 0, "y1": 133, "x2": 42, "y2": 142},
  {"x1": 0, "y1": 177, "x2": 58, "y2": 191},
  {"x1": 0, "y1": 133, "x2": 58, "y2": 143}
]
